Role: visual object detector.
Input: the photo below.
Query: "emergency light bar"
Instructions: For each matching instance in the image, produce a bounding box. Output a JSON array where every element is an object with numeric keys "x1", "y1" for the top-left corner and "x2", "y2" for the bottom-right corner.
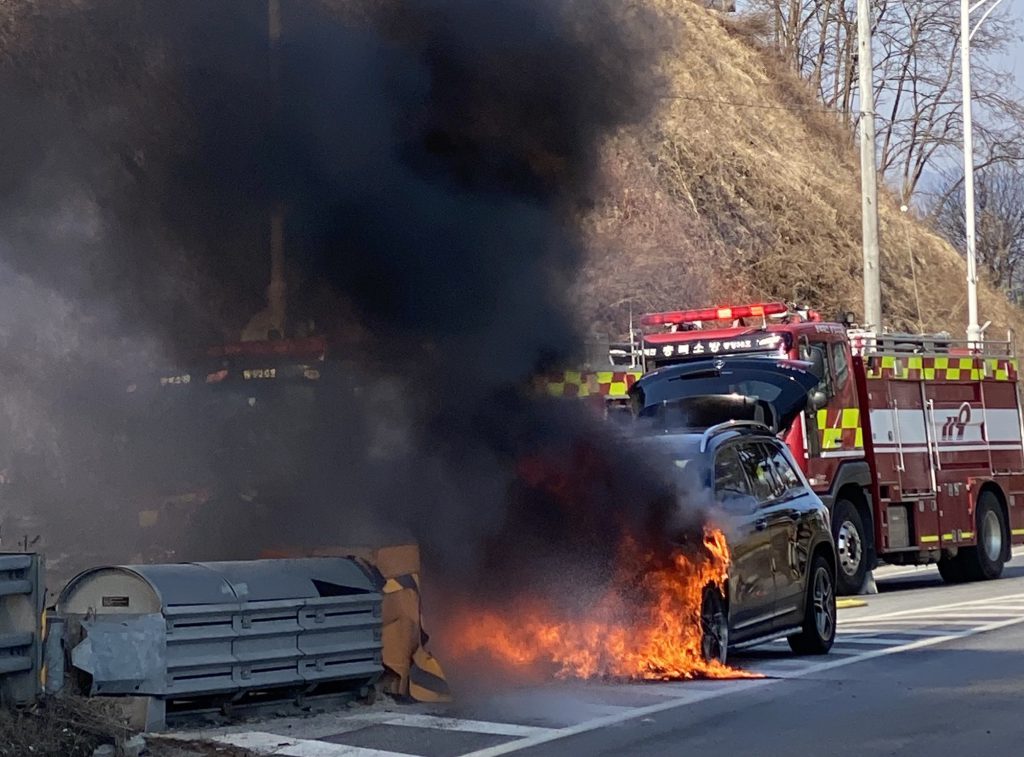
[{"x1": 640, "y1": 302, "x2": 788, "y2": 327}]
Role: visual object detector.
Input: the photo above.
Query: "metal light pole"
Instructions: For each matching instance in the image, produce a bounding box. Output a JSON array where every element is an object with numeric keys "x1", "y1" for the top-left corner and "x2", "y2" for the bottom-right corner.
[
  {"x1": 268, "y1": 0, "x2": 286, "y2": 337},
  {"x1": 857, "y1": 0, "x2": 881, "y2": 332},
  {"x1": 962, "y1": 0, "x2": 1008, "y2": 347}
]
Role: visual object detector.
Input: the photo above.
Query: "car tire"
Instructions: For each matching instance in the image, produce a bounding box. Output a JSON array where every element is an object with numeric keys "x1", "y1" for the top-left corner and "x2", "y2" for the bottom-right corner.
[
  {"x1": 937, "y1": 555, "x2": 967, "y2": 584},
  {"x1": 832, "y1": 498, "x2": 868, "y2": 595},
  {"x1": 788, "y1": 552, "x2": 836, "y2": 656},
  {"x1": 959, "y1": 492, "x2": 1007, "y2": 581},
  {"x1": 700, "y1": 586, "x2": 729, "y2": 665}
]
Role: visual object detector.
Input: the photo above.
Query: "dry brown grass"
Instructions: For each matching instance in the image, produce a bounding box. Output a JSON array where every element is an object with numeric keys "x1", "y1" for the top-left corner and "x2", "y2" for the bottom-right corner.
[
  {"x1": 0, "y1": 697, "x2": 127, "y2": 757},
  {"x1": 577, "y1": 0, "x2": 1024, "y2": 344},
  {"x1": 0, "y1": 696, "x2": 255, "y2": 756}
]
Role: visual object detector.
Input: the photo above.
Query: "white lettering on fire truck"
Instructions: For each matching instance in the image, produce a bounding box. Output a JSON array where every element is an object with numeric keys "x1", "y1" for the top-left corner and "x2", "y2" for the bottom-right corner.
[
  {"x1": 814, "y1": 323, "x2": 846, "y2": 334},
  {"x1": 242, "y1": 368, "x2": 277, "y2": 380}
]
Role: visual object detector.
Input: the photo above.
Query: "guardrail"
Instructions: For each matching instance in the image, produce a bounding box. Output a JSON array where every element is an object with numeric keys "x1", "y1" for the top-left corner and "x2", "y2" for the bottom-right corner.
[
  {"x1": 54, "y1": 558, "x2": 383, "y2": 729},
  {"x1": 0, "y1": 553, "x2": 44, "y2": 706}
]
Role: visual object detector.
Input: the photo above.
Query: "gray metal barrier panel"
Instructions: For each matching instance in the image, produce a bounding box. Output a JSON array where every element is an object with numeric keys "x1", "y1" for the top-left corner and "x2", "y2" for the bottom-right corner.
[
  {"x1": 0, "y1": 553, "x2": 44, "y2": 706},
  {"x1": 57, "y1": 558, "x2": 382, "y2": 705}
]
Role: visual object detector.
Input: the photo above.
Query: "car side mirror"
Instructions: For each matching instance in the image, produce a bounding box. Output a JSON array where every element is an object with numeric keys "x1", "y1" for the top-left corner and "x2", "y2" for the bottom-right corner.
[{"x1": 808, "y1": 389, "x2": 828, "y2": 411}]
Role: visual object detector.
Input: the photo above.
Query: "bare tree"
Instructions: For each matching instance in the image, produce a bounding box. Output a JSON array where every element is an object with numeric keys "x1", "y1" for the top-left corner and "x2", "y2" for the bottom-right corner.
[
  {"x1": 933, "y1": 164, "x2": 1024, "y2": 302},
  {"x1": 746, "y1": 0, "x2": 1024, "y2": 203}
]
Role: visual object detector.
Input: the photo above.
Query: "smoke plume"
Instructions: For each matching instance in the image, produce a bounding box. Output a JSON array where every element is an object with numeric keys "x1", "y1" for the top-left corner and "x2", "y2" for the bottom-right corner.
[{"x1": 0, "y1": 0, "x2": 697, "y2": 615}]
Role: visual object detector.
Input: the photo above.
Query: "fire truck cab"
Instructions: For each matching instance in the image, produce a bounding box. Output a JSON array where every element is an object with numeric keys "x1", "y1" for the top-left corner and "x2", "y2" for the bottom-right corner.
[{"x1": 591, "y1": 302, "x2": 1024, "y2": 595}]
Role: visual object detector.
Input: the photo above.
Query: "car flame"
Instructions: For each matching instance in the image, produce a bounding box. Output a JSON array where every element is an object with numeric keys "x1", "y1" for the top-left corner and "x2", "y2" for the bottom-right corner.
[{"x1": 445, "y1": 528, "x2": 759, "y2": 681}]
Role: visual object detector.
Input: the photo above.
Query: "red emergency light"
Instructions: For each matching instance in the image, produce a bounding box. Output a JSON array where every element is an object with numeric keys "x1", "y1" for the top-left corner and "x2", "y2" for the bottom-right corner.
[{"x1": 640, "y1": 302, "x2": 788, "y2": 327}]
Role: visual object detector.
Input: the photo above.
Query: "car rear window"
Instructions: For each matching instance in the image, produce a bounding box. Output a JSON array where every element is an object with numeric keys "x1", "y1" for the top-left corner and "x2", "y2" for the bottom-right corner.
[
  {"x1": 764, "y1": 442, "x2": 805, "y2": 499},
  {"x1": 714, "y1": 446, "x2": 749, "y2": 500},
  {"x1": 735, "y1": 442, "x2": 776, "y2": 502}
]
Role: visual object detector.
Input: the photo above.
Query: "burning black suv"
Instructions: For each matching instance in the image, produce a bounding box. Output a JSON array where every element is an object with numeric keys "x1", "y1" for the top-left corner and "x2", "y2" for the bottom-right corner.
[{"x1": 629, "y1": 358, "x2": 838, "y2": 662}]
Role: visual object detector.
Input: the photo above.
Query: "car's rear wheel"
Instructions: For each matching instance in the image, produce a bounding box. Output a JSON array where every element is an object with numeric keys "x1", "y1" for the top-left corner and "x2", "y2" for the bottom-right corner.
[
  {"x1": 788, "y1": 553, "x2": 836, "y2": 655},
  {"x1": 700, "y1": 586, "x2": 728, "y2": 665},
  {"x1": 959, "y1": 492, "x2": 1008, "y2": 581},
  {"x1": 832, "y1": 498, "x2": 868, "y2": 595}
]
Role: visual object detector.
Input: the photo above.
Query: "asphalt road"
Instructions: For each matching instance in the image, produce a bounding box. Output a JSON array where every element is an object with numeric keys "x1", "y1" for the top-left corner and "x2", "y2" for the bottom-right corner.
[{"x1": 185, "y1": 551, "x2": 1024, "y2": 757}]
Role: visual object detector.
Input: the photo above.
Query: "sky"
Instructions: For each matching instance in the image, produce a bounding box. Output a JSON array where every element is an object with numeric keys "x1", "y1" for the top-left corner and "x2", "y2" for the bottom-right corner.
[{"x1": 1000, "y1": 0, "x2": 1024, "y2": 87}]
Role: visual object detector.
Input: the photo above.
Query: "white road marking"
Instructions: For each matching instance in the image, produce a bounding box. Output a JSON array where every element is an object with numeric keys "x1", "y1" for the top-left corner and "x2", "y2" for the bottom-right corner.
[
  {"x1": 748, "y1": 660, "x2": 817, "y2": 674},
  {"x1": 922, "y1": 611, "x2": 1021, "y2": 619},
  {"x1": 840, "y1": 618, "x2": 978, "y2": 627},
  {"x1": 765, "y1": 635, "x2": 917, "y2": 651},
  {"x1": 976, "y1": 604, "x2": 1024, "y2": 612},
  {"x1": 839, "y1": 592, "x2": 1024, "y2": 622},
  {"x1": 833, "y1": 636, "x2": 918, "y2": 646},
  {"x1": 813, "y1": 647, "x2": 865, "y2": 656},
  {"x1": 458, "y1": 614, "x2": 1024, "y2": 756},
  {"x1": 637, "y1": 682, "x2": 747, "y2": 700},
  {"x1": 835, "y1": 627, "x2": 950, "y2": 637},
  {"x1": 214, "y1": 731, "x2": 414, "y2": 756},
  {"x1": 873, "y1": 548, "x2": 1024, "y2": 579},
  {"x1": 278, "y1": 743, "x2": 412, "y2": 757},
  {"x1": 367, "y1": 714, "x2": 556, "y2": 737}
]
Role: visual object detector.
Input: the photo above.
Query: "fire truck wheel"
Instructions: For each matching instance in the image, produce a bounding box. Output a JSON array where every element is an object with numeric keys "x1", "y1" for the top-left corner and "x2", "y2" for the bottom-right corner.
[
  {"x1": 700, "y1": 586, "x2": 729, "y2": 665},
  {"x1": 961, "y1": 493, "x2": 1008, "y2": 581},
  {"x1": 788, "y1": 552, "x2": 836, "y2": 655},
  {"x1": 832, "y1": 498, "x2": 867, "y2": 595},
  {"x1": 937, "y1": 555, "x2": 967, "y2": 584}
]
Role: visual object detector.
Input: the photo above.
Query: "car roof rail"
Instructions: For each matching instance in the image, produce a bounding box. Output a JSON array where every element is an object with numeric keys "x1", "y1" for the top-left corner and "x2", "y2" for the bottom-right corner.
[{"x1": 699, "y1": 420, "x2": 772, "y2": 452}]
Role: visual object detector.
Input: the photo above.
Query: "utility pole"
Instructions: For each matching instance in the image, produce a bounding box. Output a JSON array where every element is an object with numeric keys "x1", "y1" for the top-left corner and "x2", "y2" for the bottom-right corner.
[
  {"x1": 959, "y1": 0, "x2": 1008, "y2": 347},
  {"x1": 243, "y1": 0, "x2": 287, "y2": 342},
  {"x1": 857, "y1": 0, "x2": 882, "y2": 332},
  {"x1": 267, "y1": 0, "x2": 287, "y2": 338},
  {"x1": 962, "y1": 0, "x2": 980, "y2": 347},
  {"x1": 961, "y1": 0, "x2": 1003, "y2": 347}
]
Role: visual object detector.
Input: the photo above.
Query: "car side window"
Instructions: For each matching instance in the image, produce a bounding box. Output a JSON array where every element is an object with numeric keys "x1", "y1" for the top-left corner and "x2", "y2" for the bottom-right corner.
[
  {"x1": 764, "y1": 442, "x2": 804, "y2": 500},
  {"x1": 734, "y1": 442, "x2": 775, "y2": 503},
  {"x1": 714, "y1": 446, "x2": 750, "y2": 504}
]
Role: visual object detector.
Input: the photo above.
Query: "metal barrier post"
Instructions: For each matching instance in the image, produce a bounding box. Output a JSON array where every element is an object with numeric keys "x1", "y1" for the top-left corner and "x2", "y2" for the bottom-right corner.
[{"x1": 0, "y1": 553, "x2": 44, "y2": 706}]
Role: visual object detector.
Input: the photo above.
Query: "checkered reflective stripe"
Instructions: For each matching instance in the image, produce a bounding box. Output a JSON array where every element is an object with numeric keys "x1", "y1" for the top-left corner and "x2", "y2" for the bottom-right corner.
[
  {"x1": 816, "y1": 407, "x2": 864, "y2": 450},
  {"x1": 866, "y1": 355, "x2": 1019, "y2": 381},
  {"x1": 538, "y1": 370, "x2": 643, "y2": 399}
]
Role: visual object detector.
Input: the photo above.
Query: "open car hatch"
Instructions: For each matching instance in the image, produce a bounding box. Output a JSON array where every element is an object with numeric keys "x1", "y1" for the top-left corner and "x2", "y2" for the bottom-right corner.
[{"x1": 629, "y1": 357, "x2": 820, "y2": 434}]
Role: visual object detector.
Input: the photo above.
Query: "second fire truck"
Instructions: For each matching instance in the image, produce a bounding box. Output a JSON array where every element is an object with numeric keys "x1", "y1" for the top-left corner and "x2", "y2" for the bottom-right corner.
[{"x1": 546, "y1": 302, "x2": 1024, "y2": 595}]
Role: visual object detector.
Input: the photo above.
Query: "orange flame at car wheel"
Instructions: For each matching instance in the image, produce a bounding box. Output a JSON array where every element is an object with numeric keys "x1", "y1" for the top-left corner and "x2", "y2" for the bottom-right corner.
[{"x1": 447, "y1": 528, "x2": 759, "y2": 681}]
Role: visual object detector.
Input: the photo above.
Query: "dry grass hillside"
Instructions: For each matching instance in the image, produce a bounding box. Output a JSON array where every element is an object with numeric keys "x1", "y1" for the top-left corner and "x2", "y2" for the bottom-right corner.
[{"x1": 579, "y1": 0, "x2": 1024, "y2": 343}]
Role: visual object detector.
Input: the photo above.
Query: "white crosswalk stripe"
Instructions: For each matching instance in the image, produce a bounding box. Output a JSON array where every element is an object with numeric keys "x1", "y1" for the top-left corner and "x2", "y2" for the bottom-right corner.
[{"x1": 214, "y1": 731, "x2": 414, "y2": 756}]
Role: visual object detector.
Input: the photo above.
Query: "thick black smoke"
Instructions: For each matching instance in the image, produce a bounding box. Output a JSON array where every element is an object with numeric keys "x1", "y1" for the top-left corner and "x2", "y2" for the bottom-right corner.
[{"x1": 0, "y1": 0, "x2": 691, "y2": 600}]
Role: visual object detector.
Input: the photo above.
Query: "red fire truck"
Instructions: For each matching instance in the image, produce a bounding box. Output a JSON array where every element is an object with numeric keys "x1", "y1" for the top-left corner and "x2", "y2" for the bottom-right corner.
[{"x1": 547, "y1": 302, "x2": 1024, "y2": 595}]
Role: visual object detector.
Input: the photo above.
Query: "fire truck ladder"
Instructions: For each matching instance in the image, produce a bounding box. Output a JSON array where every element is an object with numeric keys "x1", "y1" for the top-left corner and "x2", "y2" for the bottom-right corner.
[{"x1": 848, "y1": 329, "x2": 1016, "y2": 359}]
